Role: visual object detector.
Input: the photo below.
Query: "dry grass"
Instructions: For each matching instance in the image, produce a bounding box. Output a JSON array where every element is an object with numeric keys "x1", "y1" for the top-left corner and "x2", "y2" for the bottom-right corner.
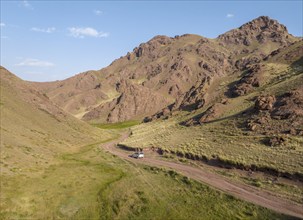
[
  {"x1": 1, "y1": 131, "x2": 288, "y2": 219},
  {"x1": 120, "y1": 60, "x2": 303, "y2": 203},
  {"x1": 122, "y1": 117, "x2": 303, "y2": 176}
]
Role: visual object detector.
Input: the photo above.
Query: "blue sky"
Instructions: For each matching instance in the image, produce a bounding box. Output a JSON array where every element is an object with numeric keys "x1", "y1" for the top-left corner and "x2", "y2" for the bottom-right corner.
[{"x1": 1, "y1": 1, "x2": 302, "y2": 82}]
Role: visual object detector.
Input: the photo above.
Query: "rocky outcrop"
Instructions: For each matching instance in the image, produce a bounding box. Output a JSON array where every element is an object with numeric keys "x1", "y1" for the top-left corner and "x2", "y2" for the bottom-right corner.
[
  {"x1": 144, "y1": 75, "x2": 213, "y2": 122},
  {"x1": 177, "y1": 76, "x2": 212, "y2": 111},
  {"x1": 107, "y1": 85, "x2": 169, "y2": 123},
  {"x1": 247, "y1": 87, "x2": 303, "y2": 137},
  {"x1": 264, "y1": 40, "x2": 303, "y2": 64},
  {"x1": 198, "y1": 103, "x2": 224, "y2": 123},
  {"x1": 83, "y1": 80, "x2": 169, "y2": 123},
  {"x1": 255, "y1": 95, "x2": 276, "y2": 111},
  {"x1": 218, "y1": 16, "x2": 295, "y2": 47},
  {"x1": 230, "y1": 64, "x2": 264, "y2": 97},
  {"x1": 146, "y1": 64, "x2": 163, "y2": 80},
  {"x1": 271, "y1": 89, "x2": 303, "y2": 120},
  {"x1": 181, "y1": 101, "x2": 228, "y2": 126},
  {"x1": 133, "y1": 35, "x2": 174, "y2": 60},
  {"x1": 234, "y1": 56, "x2": 262, "y2": 70}
]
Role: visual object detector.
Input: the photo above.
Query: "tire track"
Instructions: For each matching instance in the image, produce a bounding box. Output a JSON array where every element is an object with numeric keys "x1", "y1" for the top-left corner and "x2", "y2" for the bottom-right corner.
[{"x1": 102, "y1": 132, "x2": 303, "y2": 219}]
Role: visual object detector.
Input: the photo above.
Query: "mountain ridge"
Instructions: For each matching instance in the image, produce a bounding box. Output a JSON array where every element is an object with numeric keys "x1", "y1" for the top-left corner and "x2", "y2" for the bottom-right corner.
[{"x1": 26, "y1": 16, "x2": 300, "y2": 123}]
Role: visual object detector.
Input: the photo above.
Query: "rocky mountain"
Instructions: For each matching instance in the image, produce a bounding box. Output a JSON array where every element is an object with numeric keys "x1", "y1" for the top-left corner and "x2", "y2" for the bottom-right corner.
[
  {"x1": 180, "y1": 38, "x2": 303, "y2": 140},
  {"x1": 32, "y1": 16, "x2": 299, "y2": 123}
]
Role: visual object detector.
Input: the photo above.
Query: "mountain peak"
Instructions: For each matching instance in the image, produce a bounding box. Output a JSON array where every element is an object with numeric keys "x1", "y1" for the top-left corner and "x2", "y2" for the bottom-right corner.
[
  {"x1": 239, "y1": 16, "x2": 288, "y2": 32},
  {"x1": 218, "y1": 16, "x2": 295, "y2": 47}
]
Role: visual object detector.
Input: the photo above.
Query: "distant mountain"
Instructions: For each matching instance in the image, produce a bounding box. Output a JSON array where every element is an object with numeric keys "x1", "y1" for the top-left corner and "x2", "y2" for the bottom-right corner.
[
  {"x1": 0, "y1": 67, "x2": 109, "y2": 175},
  {"x1": 31, "y1": 16, "x2": 300, "y2": 123}
]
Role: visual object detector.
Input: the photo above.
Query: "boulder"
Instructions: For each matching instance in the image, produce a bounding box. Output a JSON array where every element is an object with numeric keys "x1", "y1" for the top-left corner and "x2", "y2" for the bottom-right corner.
[{"x1": 255, "y1": 95, "x2": 276, "y2": 111}]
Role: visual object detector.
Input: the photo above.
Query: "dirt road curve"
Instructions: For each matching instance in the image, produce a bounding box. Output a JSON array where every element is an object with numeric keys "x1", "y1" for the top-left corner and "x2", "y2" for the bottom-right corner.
[{"x1": 102, "y1": 132, "x2": 303, "y2": 219}]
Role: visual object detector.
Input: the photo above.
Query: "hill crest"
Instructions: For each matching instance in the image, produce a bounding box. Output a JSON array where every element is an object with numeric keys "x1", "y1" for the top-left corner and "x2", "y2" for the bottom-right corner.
[{"x1": 28, "y1": 16, "x2": 300, "y2": 123}]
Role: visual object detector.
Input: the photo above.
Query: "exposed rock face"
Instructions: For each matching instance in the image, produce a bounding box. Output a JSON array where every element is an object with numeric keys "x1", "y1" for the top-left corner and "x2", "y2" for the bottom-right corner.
[
  {"x1": 107, "y1": 85, "x2": 168, "y2": 123},
  {"x1": 181, "y1": 40, "x2": 302, "y2": 131},
  {"x1": 32, "y1": 16, "x2": 299, "y2": 123},
  {"x1": 198, "y1": 103, "x2": 224, "y2": 123},
  {"x1": 177, "y1": 76, "x2": 212, "y2": 111},
  {"x1": 231, "y1": 64, "x2": 264, "y2": 97},
  {"x1": 142, "y1": 16, "x2": 299, "y2": 122},
  {"x1": 255, "y1": 95, "x2": 276, "y2": 111},
  {"x1": 83, "y1": 80, "x2": 169, "y2": 123},
  {"x1": 146, "y1": 64, "x2": 163, "y2": 80},
  {"x1": 218, "y1": 16, "x2": 294, "y2": 47},
  {"x1": 234, "y1": 56, "x2": 262, "y2": 70},
  {"x1": 264, "y1": 40, "x2": 303, "y2": 64},
  {"x1": 181, "y1": 101, "x2": 227, "y2": 126},
  {"x1": 218, "y1": 16, "x2": 297, "y2": 76},
  {"x1": 247, "y1": 87, "x2": 303, "y2": 137},
  {"x1": 133, "y1": 35, "x2": 174, "y2": 60},
  {"x1": 144, "y1": 75, "x2": 213, "y2": 122},
  {"x1": 271, "y1": 89, "x2": 303, "y2": 120}
]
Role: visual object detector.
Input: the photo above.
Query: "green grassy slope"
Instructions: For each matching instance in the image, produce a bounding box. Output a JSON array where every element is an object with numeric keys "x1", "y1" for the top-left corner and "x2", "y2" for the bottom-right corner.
[{"x1": 0, "y1": 67, "x2": 114, "y2": 175}]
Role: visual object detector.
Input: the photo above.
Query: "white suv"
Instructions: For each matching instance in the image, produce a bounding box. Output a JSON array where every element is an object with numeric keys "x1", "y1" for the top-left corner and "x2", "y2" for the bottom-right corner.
[{"x1": 131, "y1": 152, "x2": 144, "y2": 159}]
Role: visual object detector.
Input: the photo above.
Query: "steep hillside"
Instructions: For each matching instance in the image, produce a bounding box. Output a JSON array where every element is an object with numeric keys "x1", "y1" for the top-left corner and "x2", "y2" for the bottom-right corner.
[
  {"x1": 33, "y1": 16, "x2": 299, "y2": 123},
  {"x1": 0, "y1": 66, "x2": 113, "y2": 175},
  {"x1": 147, "y1": 16, "x2": 299, "y2": 120},
  {"x1": 121, "y1": 39, "x2": 303, "y2": 179},
  {"x1": 182, "y1": 40, "x2": 303, "y2": 128}
]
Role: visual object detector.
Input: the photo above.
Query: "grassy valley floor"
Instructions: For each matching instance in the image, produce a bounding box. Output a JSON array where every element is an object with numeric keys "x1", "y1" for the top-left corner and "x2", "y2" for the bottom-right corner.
[{"x1": 0, "y1": 129, "x2": 296, "y2": 220}]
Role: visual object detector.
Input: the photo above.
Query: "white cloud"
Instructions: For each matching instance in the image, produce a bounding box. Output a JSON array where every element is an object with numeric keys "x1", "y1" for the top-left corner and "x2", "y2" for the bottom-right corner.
[
  {"x1": 21, "y1": 0, "x2": 33, "y2": 9},
  {"x1": 94, "y1": 10, "x2": 103, "y2": 16},
  {"x1": 31, "y1": 27, "x2": 56, "y2": 33},
  {"x1": 68, "y1": 27, "x2": 109, "y2": 38},
  {"x1": 0, "y1": 23, "x2": 5, "y2": 27},
  {"x1": 226, "y1": 14, "x2": 234, "y2": 18},
  {"x1": 15, "y1": 58, "x2": 54, "y2": 67}
]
